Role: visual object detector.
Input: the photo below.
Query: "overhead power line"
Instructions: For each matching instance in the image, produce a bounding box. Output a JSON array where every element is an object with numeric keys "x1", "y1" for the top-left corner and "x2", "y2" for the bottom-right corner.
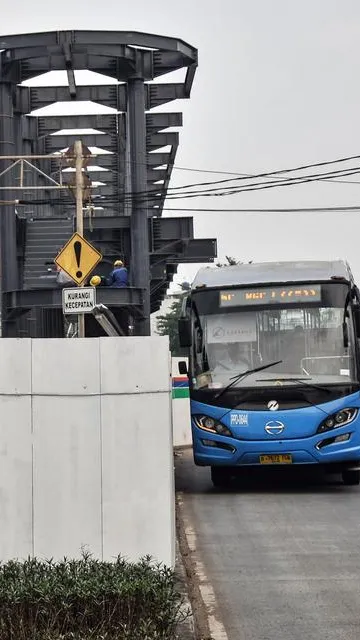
[
  {"x1": 157, "y1": 152, "x2": 360, "y2": 192},
  {"x1": 106, "y1": 153, "x2": 360, "y2": 197},
  {"x1": 14, "y1": 198, "x2": 360, "y2": 214},
  {"x1": 11, "y1": 152, "x2": 360, "y2": 208},
  {"x1": 153, "y1": 166, "x2": 360, "y2": 201},
  {"x1": 161, "y1": 206, "x2": 360, "y2": 213},
  {"x1": 56, "y1": 151, "x2": 360, "y2": 195},
  {"x1": 87, "y1": 164, "x2": 360, "y2": 205},
  {"x1": 120, "y1": 151, "x2": 360, "y2": 182},
  {"x1": 59, "y1": 163, "x2": 360, "y2": 207}
]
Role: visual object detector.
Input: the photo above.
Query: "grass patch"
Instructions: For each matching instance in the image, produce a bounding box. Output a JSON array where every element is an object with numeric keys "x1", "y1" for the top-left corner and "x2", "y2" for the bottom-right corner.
[{"x1": 0, "y1": 552, "x2": 189, "y2": 639}]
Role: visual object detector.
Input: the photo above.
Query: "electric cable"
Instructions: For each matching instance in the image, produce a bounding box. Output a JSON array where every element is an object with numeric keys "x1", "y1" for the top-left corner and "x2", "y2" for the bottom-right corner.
[
  {"x1": 13, "y1": 157, "x2": 360, "y2": 207},
  {"x1": 52, "y1": 151, "x2": 360, "y2": 197},
  {"x1": 51, "y1": 164, "x2": 360, "y2": 205}
]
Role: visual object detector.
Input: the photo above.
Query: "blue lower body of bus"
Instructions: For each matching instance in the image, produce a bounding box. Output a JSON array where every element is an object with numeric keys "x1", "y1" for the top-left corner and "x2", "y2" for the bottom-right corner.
[{"x1": 190, "y1": 391, "x2": 360, "y2": 469}]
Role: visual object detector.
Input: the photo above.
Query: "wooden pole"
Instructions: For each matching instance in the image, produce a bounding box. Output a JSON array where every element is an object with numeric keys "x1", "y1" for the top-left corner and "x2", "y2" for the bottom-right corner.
[{"x1": 75, "y1": 140, "x2": 85, "y2": 338}]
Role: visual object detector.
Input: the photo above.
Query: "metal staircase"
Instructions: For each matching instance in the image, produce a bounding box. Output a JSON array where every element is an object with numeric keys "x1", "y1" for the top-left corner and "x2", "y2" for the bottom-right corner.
[{"x1": 23, "y1": 217, "x2": 74, "y2": 290}]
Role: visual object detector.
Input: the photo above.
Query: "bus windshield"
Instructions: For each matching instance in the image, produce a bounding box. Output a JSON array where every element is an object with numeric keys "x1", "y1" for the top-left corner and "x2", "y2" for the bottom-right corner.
[{"x1": 191, "y1": 283, "x2": 357, "y2": 390}]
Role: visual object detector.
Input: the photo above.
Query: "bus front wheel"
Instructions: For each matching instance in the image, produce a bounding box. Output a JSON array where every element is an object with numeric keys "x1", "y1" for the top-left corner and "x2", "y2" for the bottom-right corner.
[
  {"x1": 342, "y1": 469, "x2": 360, "y2": 486},
  {"x1": 211, "y1": 466, "x2": 232, "y2": 488}
]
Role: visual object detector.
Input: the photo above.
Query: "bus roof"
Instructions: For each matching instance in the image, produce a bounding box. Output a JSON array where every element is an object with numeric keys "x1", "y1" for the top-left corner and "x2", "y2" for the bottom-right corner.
[{"x1": 191, "y1": 260, "x2": 353, "y2": 290}]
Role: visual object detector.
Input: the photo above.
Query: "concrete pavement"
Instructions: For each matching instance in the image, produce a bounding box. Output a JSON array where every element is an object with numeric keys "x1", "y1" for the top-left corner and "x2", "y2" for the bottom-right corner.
[{"x1": 176, "y1": 449, "x2": 360, "y2": 640}]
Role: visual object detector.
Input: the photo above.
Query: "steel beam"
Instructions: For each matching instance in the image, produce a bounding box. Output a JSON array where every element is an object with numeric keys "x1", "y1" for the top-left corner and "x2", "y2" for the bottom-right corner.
[
  {"x1": 71, "y1": 170, "x2": 113, "y2": 183},
  {"x1": 0, "y1": 31, "x2": 60, "y2": 49},
  {"x1": 168, "y1": 238, "x2": 218, "y2": 262},
  {"x1": 146, "y1": 112, "x2": 183, "y2": 131},
  {"x1": 27, "y1": 82, "x2": 188, "y2": 112},
  {"x1": 0, "y1": 30, "x2": 197, "y2": 61},
  {"x1": 152, "y1": 216, "x2": 193, "y2": 242},
  {"x1": 149, "y1": 83, "x2": 187, "y2": 106},
  {"x1": 28, "y1": 84, "x2": 125, "y2": 110},
  {"x1": 83, "y1": 216, "x2": 130, "y2": 229},
  {"x1": 150, "y1": 263, "x2": 167, "y2": 280},
  {"x1": 147, "y1": 132, "x2": 179, "y2": 150},
  {"x1": 184, "y1": 64, "x2": 197, "y2": 97},
  {"x1": 37, "y1": 114, "x2": 118, "y2": 135},
  {"x1": 146, "y1": 152, "x2": 171, "y2": 167},
  {"x1": 45, "y1": 133, "x2": 115, "y2": 152},
  {"x1": 81, "y1": 215, "x2": 194, "y2": 236},
  {"x1": 92, "y1": 184, "x2": 136, "y2": 197},
  {"x1": 17, "y1": 54, "x2": 138, "y2": 81},
  {"x1": 72, "y1": 30, "x2": 197, "y2": 60},
  {"x1": 4, "y1": 286, "x2": 142, "y2": 311},
  {"x1": 153, "y1": 51, "x2": 192, "y2": 76},
  {"x1": 8, "y1": 44, "x2": 133, "y2": 63},
  {"x1": 68, "y1": 169, "x2": 167, "y2": 187},
  {"x1": 0, "y1": 55, "x2": 19, "y2": 336},
  {"x1": 17, "y1": 116, "x2": 39, "y2": 218},
  {"x1": 53, "y1": 154, "x2": 117, "y2": 172},
  {"x1": 147, "y1": 168, "x2": 167, "y2": 181},
  {"x1": 91, "y1": 187, "x2": 120, "y2": 198},
  {"x1": 128, "y1": 76, "x2": 150, "y2": 335},
  {"x1": 155, "y1": 139, "x2": 178, "y2": 214}
]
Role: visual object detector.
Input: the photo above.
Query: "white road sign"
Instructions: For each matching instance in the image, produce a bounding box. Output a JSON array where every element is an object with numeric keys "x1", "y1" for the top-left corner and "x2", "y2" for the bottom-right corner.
[{"x1": 62, "y1": 287, "x2": 96, "y2": 315}]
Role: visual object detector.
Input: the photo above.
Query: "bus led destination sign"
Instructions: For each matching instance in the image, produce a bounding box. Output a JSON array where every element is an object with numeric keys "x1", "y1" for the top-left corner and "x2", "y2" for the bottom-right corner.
[{"x1": 220, "y1": 285, "x2": 322, "y2": 307}]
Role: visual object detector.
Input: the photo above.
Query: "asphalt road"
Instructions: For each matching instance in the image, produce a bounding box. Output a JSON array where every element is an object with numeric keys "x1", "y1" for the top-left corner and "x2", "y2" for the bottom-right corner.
[{"x1": 176, "y1": 449, "x2": 360, "y2": 640}]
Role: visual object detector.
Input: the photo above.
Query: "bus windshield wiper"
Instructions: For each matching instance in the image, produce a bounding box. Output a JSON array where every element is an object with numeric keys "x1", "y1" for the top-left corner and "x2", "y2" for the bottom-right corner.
[
  {"x1": 214, "y1": 360, "x2": 282, "y2": 399},
  {"x1": 258, "y1": 377, "x2": 333, "y2": 394}
]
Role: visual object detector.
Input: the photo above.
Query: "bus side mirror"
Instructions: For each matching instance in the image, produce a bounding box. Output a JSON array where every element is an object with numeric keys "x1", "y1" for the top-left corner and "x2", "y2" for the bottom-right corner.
[
  {"x1": 353, "y1": 307, "x2": 360, "y2": 337},
  {"x1": 178, "y1": 360, "x2": 188, "y2": 375},
  {"x1": 178, "y1": 317, "x2": 191, "y2": 347}
]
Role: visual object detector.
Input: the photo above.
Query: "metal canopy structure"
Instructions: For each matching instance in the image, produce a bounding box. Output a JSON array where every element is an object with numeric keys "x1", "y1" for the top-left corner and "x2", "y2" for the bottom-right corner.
[{"x1": 0, "y1": 30, "x2": 217, "y2": 338}]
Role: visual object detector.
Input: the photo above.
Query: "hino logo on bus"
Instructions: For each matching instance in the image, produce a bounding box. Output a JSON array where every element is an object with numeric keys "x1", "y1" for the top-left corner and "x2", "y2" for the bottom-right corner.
[
  {"x1": 265, "y1": 420, "x2": 285, "y2": 436},
  {"x1": 268, "y1": 400, "x2": 279, "y2": 411}
]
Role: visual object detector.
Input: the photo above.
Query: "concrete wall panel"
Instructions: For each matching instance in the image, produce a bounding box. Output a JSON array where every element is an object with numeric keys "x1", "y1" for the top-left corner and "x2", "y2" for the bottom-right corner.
[
  {"x1": 0, "y1": 338, "x2": 31, "y2": 394},
  {"x1": 0, "y1": 397, "x2": 32, "y2": 561},
  {"x1": 100, "y1": 336, "x2": 170, "y2": 394},
  {"x1": 101, "y1": 392, "x2": 174, "y2": 566},
  {"x1": 32, "y1": 396, "x2": 102, "y2": 560},
  {"x1": 32, "y1": 338, "x2": 100, "y2": 395}
]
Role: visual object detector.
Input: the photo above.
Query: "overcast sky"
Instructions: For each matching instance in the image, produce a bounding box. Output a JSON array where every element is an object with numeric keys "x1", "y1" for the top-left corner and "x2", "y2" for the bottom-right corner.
[{"x1": 2, "y1": 0, "x2": 360, "y2": 290}]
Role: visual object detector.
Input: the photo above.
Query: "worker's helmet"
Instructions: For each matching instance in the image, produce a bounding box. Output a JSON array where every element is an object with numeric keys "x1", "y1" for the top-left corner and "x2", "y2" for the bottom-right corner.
[
  {"x1": 114, "y1": 259, "x2": 124, "y2": 267},
  {"x1": 90, "y1": 275, "x2": 101, "y2": 287}
]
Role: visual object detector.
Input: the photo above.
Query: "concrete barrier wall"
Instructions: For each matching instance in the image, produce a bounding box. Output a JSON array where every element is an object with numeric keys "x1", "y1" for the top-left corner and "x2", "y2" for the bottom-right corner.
[
  {"x1": 0, "y1": 337, "x2": 174, "y2": 567},
  {"x1": 171, "y1": 357, "x2": 191, "y2": 447}
]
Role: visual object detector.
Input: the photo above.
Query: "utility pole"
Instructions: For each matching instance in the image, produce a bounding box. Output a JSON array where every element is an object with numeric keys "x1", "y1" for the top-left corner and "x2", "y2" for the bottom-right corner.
[{"x1": 74, "y1": 139, "x2": 85, "y2": 338}]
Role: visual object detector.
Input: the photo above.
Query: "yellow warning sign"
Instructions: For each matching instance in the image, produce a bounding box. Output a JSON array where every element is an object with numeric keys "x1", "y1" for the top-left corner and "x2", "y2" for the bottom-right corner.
[{"x1": 55, "y1": 232, "x2": 102, "y2": 286}]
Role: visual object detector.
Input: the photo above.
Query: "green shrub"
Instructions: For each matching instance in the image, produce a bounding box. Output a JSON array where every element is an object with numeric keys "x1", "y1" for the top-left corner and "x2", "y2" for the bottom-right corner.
[{"x1": 0, "y1": 552, "x2": 188, "y2": 640}]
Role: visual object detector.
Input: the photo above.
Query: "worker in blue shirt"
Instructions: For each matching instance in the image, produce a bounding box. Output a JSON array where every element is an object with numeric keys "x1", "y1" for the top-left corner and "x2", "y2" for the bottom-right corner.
[{"x1": 106, "y1": 259, "x2": 129, "y2": 288}]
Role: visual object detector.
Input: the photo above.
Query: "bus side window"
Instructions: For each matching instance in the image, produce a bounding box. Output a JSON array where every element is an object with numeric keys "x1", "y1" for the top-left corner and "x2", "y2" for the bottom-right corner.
[
  {"x1": 194, "y1": 318, "x2": 202, "y2": 353},
  {"x1": 192, "y1": 317, "x2": 203, "y2": 375}
]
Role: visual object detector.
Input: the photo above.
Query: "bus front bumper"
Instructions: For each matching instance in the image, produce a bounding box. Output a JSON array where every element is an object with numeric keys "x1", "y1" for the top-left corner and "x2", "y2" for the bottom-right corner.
[{"x1": 193, "y1": 428, "x2": 360, "y2": 468}]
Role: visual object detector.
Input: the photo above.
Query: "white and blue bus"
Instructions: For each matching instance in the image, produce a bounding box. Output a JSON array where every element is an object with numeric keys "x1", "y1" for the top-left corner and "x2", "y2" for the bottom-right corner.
[{"x1": 178, "y1": 260, "x2": 360, "y2": 487}]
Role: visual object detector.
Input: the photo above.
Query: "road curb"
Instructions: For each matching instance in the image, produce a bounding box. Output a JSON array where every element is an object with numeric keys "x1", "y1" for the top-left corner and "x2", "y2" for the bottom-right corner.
[
  {"x1": 175, "y1": 534, "x2": 196, "y2": 639},
  {"x1": 176, "y1": 492, "x2": 229, "y2": 640}
]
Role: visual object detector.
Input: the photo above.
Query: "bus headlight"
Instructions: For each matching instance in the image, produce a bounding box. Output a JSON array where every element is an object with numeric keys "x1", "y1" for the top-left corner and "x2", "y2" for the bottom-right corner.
[
  {"x1": 193, "y1": 415, "x2": 232, "y2": 437},
  {"x1": 317, "y1": 408, "x2": 358, "y2": 434}
]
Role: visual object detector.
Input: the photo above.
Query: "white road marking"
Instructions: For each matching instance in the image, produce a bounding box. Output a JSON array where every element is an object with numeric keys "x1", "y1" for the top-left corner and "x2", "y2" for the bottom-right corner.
[{"x1": 177, "y1": 493, "x2": 229, "y2": 640}]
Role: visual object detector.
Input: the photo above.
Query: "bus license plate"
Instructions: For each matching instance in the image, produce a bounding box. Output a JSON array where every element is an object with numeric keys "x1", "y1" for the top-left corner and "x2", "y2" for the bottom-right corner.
[{"x1": 259, "y1": 454, "x2": 292, "y2": 464}]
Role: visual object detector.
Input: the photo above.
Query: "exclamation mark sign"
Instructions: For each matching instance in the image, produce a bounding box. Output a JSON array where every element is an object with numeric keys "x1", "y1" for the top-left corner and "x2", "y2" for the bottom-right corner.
[{"x1": 74, "y1": 241, "x2": 82, "y2": 279}]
